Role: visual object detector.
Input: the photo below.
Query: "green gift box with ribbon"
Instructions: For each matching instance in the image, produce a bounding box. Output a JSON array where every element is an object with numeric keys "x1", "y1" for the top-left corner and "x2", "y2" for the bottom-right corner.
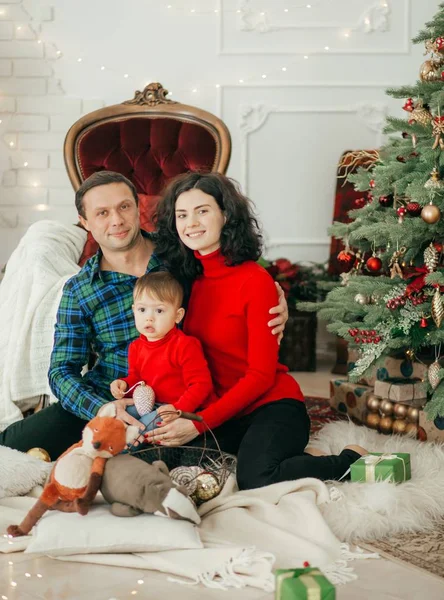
[
  {"x1": 275, "y1": 567, "x2": 335, "y2": 600},
  {"x1": 350, "y1": 452, "x2": 411, "y2": 483}
]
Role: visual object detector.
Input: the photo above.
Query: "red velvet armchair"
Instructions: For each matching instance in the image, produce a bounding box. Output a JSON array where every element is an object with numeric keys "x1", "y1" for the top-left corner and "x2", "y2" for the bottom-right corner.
[{"x1": 64, "y1": 82, "x2": 232, "y2": 263}]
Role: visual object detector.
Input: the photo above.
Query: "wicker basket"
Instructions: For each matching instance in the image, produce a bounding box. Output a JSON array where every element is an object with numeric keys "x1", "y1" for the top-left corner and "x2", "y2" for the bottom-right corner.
[{"x1": 128, "y1": 410, "x2": 237, "y2": 505}]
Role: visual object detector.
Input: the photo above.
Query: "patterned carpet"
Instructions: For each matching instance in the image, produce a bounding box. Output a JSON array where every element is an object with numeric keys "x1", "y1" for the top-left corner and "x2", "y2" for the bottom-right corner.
[
  {"x1": 305, "y1": 396, "x2": 345, "y2": 434},
  {"x1": 362, "y1": 525, "x2": 444, "y2": 581}
]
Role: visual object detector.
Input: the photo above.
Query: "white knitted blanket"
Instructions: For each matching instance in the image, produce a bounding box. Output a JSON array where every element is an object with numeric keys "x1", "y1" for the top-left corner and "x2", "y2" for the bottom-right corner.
[{"x1": 0, "y1": 220, "x2": 86, "y2": 431}]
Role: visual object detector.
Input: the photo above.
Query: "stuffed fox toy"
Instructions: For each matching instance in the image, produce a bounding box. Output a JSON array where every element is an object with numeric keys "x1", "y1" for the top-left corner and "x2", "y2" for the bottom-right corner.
[{"x1": 7, "y1": 403, "x2": 139, "y2": 537}]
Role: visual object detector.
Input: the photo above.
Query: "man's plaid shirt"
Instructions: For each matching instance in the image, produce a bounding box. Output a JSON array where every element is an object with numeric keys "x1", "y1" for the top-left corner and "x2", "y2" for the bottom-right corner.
[{"x1": 48, "y1": 232, "x2": 165, "y2": 420}]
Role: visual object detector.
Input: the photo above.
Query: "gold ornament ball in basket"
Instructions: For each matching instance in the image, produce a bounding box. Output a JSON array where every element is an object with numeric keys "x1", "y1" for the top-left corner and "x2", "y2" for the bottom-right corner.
[{"x1": 129, "y1": 410, "x2": 236, "y2": 505}]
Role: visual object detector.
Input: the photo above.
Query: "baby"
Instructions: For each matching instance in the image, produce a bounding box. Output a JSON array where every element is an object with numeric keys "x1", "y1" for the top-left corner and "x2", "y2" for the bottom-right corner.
[{"x1": 110, "y1": 271, "x2": 213, "y2": 432}]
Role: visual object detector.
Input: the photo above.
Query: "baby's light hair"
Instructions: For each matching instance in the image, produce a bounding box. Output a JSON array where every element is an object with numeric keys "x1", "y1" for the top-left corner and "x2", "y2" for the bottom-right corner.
[{"x1": 133, "y1": 272, "x2": 184, "y2": 307}]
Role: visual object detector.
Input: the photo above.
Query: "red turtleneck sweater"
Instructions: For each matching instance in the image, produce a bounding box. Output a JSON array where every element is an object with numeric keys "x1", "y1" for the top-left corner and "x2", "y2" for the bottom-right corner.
[
  {"x1": 183, "y1": 249, "x2": 304, "y2": 432},
  {"x1": 122, "y1": 327, "x2": 213, "y2": 413}
]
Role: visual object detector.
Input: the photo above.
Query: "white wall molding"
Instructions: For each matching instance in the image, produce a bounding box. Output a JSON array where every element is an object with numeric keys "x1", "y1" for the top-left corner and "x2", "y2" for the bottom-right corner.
[
  {"x1": 219, "y1": 0, "x2": 411, "y2": 55},
  {"x1": 237, "y1": 0, "x2": 392, "y2": 34},
  {"x1": 237, "y1": 99, "x2": 387, "y2": 192}
]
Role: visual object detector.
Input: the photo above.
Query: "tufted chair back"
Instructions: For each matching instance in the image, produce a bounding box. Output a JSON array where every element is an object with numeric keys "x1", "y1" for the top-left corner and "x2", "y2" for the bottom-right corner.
[{"x1": 64, "y1": 82, "x2": 231, "y2": 264}]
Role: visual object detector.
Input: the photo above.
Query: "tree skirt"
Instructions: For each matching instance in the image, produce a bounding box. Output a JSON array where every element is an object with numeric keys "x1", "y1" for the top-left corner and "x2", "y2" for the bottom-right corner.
[{"x1": 312, "y1": 420, "x2": 444, "y2": 544}]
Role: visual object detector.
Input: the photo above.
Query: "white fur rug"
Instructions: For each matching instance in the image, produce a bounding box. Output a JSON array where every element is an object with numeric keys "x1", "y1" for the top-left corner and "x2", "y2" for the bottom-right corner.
[
  {"x1": 313, "y1": 420, "x2": 444, "y2": 542},
  {"x1": 2, "y1": 420, "x2": 444, "y2": 546}
]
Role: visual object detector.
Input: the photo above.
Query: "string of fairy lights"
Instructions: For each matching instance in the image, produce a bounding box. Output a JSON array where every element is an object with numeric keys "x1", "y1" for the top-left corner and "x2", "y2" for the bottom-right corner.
[{"x1": 0, "y1": 0, "x2": 390, "y2": 225}]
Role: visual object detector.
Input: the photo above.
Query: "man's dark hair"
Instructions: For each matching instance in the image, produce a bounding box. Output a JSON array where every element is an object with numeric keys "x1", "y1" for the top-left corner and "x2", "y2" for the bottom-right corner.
[
  {"x1": 154, "y1": 171, "x2": 263, "y2": 281},
  {"x1": 75, "y1": 171, "x2": 139, "y2": 218}
]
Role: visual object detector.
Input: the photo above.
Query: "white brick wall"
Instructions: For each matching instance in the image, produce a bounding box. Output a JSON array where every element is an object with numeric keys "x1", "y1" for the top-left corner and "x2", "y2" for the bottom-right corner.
[{"x1": 0, "y1": 1, "x2": 106, "y2": 265}]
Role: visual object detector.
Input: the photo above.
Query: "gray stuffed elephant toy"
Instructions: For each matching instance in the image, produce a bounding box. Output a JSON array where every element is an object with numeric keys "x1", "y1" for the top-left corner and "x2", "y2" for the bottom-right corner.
[{"x1": 101, "y1": 454, "x2": 200, "y2": 524}]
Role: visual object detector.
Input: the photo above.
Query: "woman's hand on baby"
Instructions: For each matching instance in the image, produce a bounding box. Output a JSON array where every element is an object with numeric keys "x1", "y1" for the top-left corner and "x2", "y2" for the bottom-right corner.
[
  {"x1": 156, "y1": 404, "x2": 180, "y2": 424},
  {"x1": 144, "y1": 418, "x2": 199, "y2": 446},
  {"x1": 268, "y1": 282, "x2": 288, "y2": 344},
  {"x1": 110, "y1": 379, "x2": 128, "y2": 399}
]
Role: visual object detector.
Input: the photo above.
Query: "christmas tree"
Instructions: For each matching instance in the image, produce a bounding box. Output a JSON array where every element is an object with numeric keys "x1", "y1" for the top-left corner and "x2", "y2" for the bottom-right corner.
[{"x1": 302, "y1": 4, "x2": 444, "y2": 420}]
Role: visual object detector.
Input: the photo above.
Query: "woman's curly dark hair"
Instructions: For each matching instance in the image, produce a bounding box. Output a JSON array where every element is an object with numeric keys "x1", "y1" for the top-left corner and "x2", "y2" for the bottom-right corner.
[{"x1": 154, "y1": 172, "x2": 263, "y2": 282}]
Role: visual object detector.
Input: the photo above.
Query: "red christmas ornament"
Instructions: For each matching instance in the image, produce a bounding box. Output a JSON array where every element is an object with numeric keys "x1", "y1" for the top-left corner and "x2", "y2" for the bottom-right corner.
[
  {"x1": 397, "y1": 206, "x2": 407, "y2": 223},
  {"x1": 303, "y1": 561, "x2": 310, "y2": 568},
  {"x1": 434, "y1": 242, "x2": 443, "y2": 253},
  {"x1": 406, "y1": 202, "x2": 422, "y2": 216},
  {"x1": 397, "y1": 156, "x2": 406, "y2": 163},
  {"x1": 441, "y1": 71, "x2": 444, "y2": 81},
  {"x1": 369, "y1": 179, "x2": 376, "y2": 188},
  {"x1": 366, "y1": 256, "x2": 382, "y2": 272},
  {"x1": 402, "y1": 98, "x2": 414, "y2": 112},
  {"x1": 420, "y1": 317, "x2": 428, "y2": 328},
  {"x1": 337, "y1": 250, "x2": 355, "y2": 272},
  {"x1": 436, "y1": 36, "x2": 444, "y2": 51},
  {"x1": 354, "y1": 197, "x2": 367, "y2": 208},
  {"x1": 379, "y1": 195, "x2": 393, "y2": 207}
]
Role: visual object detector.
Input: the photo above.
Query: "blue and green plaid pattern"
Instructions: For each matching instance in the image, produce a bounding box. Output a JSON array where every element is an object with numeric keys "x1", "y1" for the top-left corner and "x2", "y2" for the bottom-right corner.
[{"x1": 48, "y1": 232, "x2": 165, "y2": 420}]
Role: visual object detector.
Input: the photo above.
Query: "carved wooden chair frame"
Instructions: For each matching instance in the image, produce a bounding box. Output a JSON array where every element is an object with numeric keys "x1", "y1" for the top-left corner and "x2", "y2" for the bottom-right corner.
[{"x1": 64, "y1": 82, "x2": 232, "y2": 191}]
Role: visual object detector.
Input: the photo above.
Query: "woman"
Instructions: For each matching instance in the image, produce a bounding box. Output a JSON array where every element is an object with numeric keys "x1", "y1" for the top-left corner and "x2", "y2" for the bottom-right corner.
[{"x1": 145, "y1": 172, "x2": 367, "y2": 490}]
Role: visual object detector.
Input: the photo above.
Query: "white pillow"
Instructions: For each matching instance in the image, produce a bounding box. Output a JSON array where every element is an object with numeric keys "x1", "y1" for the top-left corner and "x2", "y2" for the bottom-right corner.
[
  {"x1": 25, "y1": 505, "x2": 203, "y2": 556},
  {"x1": 0, "y1": 446, "x2": 52, "y2": 499}
]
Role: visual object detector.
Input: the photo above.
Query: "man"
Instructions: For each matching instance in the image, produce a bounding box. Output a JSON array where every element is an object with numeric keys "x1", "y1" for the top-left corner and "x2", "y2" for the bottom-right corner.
[{"x1": 0, "y1": 171, "x2": 288, "y2": 459}]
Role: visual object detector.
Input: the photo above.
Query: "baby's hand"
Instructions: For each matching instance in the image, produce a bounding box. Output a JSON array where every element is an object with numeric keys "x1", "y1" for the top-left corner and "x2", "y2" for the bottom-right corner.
[
  {"x1": 156, "y1": 404, "x2": 180, "y2": 424},
  {"x1": 110, "y1": 379, "x2": 128, "y2": 400}
]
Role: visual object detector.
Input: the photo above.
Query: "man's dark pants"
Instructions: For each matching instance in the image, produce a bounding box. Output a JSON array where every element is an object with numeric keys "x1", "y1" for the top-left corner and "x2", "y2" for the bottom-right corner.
[{"x1": 0, "y1": 403, "x2": 86, "y2": 460}]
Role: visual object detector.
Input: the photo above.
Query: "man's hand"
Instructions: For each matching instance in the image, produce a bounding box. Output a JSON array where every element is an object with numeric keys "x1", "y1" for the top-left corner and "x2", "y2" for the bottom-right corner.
[
  {"x1": 156, "y1": 404, "x2": 180, "y2": 424},
  {"x1": 111, "y1": 398, "x2": 144, "y2": 431},
  {"x1": 110, "y1": 379, "x2": 128, "y2": 400},
  {"x1": 268, "y1": 282, "x2": 289, "y2": 344}
]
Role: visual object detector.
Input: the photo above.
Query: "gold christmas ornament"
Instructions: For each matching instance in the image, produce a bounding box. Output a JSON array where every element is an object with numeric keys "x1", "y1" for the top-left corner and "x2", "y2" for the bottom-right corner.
[
  {"x1": 389, "y1": 247, "x2": 406, "y2": 280},
  {"x1": 405, "y1": 423, "x2": 419, "y2": 436},
  {"x1": 407, "y1": 406, "x2": 420, "y2": 423},
  {"x1": 380, "y1": 399, "x2": 394, "y2": 416},
  {"x1": 26, "y1": 447, "x2": 51, "y2": 462},
  {"x1": 405, "y1": 349, "x2": 415, "y2": 360},
  {"x1": 432, "y1": 288, "x2": 444, "y2": 328},
  {"x1": 392, "y1": 419, "x2": 408, "y2": 435},
  {"x1": 365, "y1": 412, "x2": 381, "y2": 429},
  {"x1": 424, "y1": 167, "x2": 444, "y2": 190},
  {"x1": 424, "y1": 242, "x2": 439, "y2": 272},
  {"x1": 366, "y1": 394, "x2": 381, "y2": 413},
  {"x1": 379, "y1": 416, "x2": 394, "y2": 434},
  {"x1": 194, "y1": 472, "x2": 221, "y2": 503},
  {"x1": 133, "y1": 382, "x2": 155, "y2": 416},
  {"x1": 169, "y1": 466, "x2": 204, "y2": 495},
  {"x1": 428, "y1": 359, "x2": 442, "y2": 389},
  {"x1": 419, "y1": 58, "x2": 444, "y2": 82},
  {"x1": 354, "y1": 293, "x2": 370, "y2": 305},
  {"x1": 421, "y1": 203, "x2": 441, "y2": 224},
  {"x1": 407, "y1": 99, "x2": 433, "y2": 127},
  {"x1": 432, "y1": 120, "x2": 444, "y2": 151},
  {"x1": 393, "y1": 403, "x2": 408, "y2": 419},
  {"x1": 425, "y1": 38, "x2": 444, "y2": 57}
]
